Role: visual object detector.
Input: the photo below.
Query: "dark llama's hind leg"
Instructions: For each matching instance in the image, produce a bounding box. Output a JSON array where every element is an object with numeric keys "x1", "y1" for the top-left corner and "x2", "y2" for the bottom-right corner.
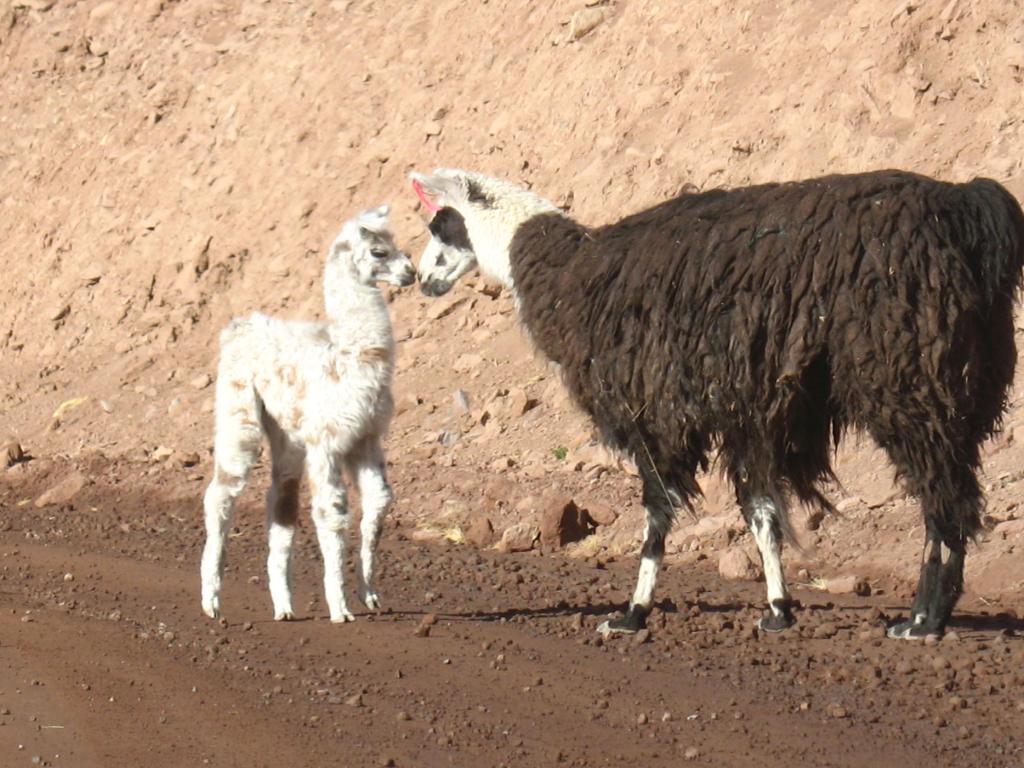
[
  {"x1": 888, "y1": 519, "x2": 966, "y2": 639},
  {"x1": 598, "y1": 468, "x2": 675, "y2": 634},
  {"x1": 739, "y1": 492, "x2": 796, "y2": 632},
  {"x1": 880, "y1": 433, "x2": 980, "y2": 639}
]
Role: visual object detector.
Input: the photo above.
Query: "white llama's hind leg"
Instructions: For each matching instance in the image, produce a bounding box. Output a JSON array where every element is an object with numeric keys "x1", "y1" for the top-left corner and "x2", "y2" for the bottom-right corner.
[
  {"x1": 265, "y1": 426, "x2": 305, "y2": 621},
  {"x1": 307, "y1": 447, "x2": 354, "y2": 623},
  {"x1": 347, "y1": 438, "x2": 393, "y2": 611},
  {"x1": 200, "y1": 400, "x2": 262, "y2": 620}
]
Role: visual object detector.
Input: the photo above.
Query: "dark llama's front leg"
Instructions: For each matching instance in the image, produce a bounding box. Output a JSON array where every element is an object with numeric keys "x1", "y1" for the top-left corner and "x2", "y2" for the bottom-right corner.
[
  {"x1": 887, "y1": 527, "x2": 965, "y2": 639},
  {"x1": 598, "y1": 475, "x2": 673, "y2": 635}
]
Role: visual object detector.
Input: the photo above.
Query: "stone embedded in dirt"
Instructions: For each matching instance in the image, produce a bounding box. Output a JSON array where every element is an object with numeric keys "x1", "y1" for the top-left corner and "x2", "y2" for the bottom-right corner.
[
  {"x1": 3, "y1": 439, "x2": 25, "y2": 467},
  {"x1": 683, "y1": 746, "x2": 700, "y2": 761},
  {"x1": 176, "y1": 451, "x2": 201, "y2": 468},
  {"x1": 345, "y1": 693, "x2": 364, "y2": 707},
  {"x1": 825, "y1": 575, "x2": 871, "y2": 596},
  {"x1": 584, "y1": 501, "x2": 617, "y2": 526},
  {"x1": 826, "y1": 703, "x2": 848, "y2": 719},
  {"x1": 453, "y1": 353, "x2": 483, "y2": 374},
  {"x1": 994, "y1": 518, "x2": 1024, "y2": 538},
  {"x1": 190, "y1": 373, "x2": 212, "y2": 390},
  {"x1": 451, "y1": 388, "x2": 471, "y2": 415},
  {"x1": 834, "y1": 497, "x2": 860, "y2": 513},
  {"x1": 151, "y1": 446, "x2": 174, "y2": 462},
  {"x1": 426, "y1": 294, "x2": 469, "y2": 321},
  {"x1": 496, "y1": 522, "x2": 539, "y2": 552},
  {"x1": 506, "y1": 387, "x2": 538, "y2": 417},
  {"x1": 34, "y1": 471, "x2": 87, "y2": 508},
  {"x1": 539, "y1": 495, "x2": 594, "y2": 548},
  {"x1": 489, "y1": 456, "x2": 515, "y2": 471},
  {"x1": 465, "y1": 516, "x2": 495, "y2": 548},
  {"x1": 414, "y1": 613, "x2": 437, "y2": 637},
  {"x1": 717, "y1": 548, "x2": 762, "y2": 581},
  {"x1": 813, "y1": 622, "x2": 839, "y2": 639},
  {"x1": 569, "y1": 7, "x2": 605, "y2": 40}
]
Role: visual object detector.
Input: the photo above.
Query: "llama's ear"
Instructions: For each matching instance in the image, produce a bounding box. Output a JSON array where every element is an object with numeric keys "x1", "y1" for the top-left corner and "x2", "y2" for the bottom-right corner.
[
  {"x1": 410, "y1": 171, "x2": 465, "y2": 210},
  {"x1": 355, "y1": 205, "x2": 391, "y2": 235}
]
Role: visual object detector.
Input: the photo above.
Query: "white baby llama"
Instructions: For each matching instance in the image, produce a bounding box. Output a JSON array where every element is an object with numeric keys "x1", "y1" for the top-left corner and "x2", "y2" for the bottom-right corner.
[{"x1": 200, "y1": 205, "x2": 415, "y2": 624}]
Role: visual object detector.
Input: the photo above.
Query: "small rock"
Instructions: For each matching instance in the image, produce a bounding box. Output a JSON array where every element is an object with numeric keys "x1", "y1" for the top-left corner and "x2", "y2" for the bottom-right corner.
[
  {"x1": 717, "y1": 548, "x2": 762, "y2": 581},
  {"x1": 585, "y1": 501, "x2": 618, "y2": 526},
  {"x1": 539, "y1": 495, "x2": 593, "y2": 549},
  {"x1": 151, "y1": 446, "x2": 174, "y2": 462},
  {"x1": 190, "y1": 373, "x2": 212, "y2": 390},
  {"x1": 3, "y1": 439, "x2": 25, "y2": 467},
  {"x1": 414, "y1": 613, "x2": 437, "y2": 638},
  {"x1": 506, "y1": 387, "x2": 538, "y2": 417},
  {"x1": 994, "y1": 519, "x2": 1024, "y2": 538},
  {"x1": 451, "y1": 389, "x2": 471, "y2": 415},
  {"x1": 176, "y1": 451, "x2": 201, "y2": 468},
  {"x1": 826, "y1": 703, "x2": 848, "y2": 719},
  {"x1": 496, "y1": 522, "x2": 539, "y2": 553},
  {"x1": 683, "y1": 746, "x2": 700, "y2": 761},
  {"x1": 825, "y1": 575, "x2": 871, "y2": 596},
  {"x1": 813, "y1": 622, "x2": 839, "y2": 639},
  {"x1": 345, "y1": 693, "x2": 363, "y2": 707},
  {"x1": 453, "y1": 353, "x2": 483, "y2": 374},
  {"x1": 34, "y1": 471, "x2": 88, "y2": 508},
  {"x1": 426, "y1": 295, "x2": 469, "y2": 321},
  {"x1": 637, "y1": 712, "x2": 648, "y2": 725},
  {"x1": 569, "y1": 7, "x2": 605, "y2": 40},
  {"x1": 465, "y1": 516, "x2": 495, "y2": 548}
]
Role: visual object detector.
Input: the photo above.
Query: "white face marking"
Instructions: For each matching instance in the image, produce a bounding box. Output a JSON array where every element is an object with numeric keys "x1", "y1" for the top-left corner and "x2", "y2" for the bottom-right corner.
[
  {"x1": 410, "y1": 169, "x2": 560, "y2": 292},
  {"x1": 417, "y1": 236, "x2": 478, "y2": 296},
  {"x1": 749, "y1": 497, "x2": 790, "y2": 615}
]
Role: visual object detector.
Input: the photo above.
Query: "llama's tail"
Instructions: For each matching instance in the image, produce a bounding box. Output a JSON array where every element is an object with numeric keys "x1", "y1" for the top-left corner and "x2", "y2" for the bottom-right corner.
[{"x1": 968, "y1": 178, "x2": 1024, "y2": 305}]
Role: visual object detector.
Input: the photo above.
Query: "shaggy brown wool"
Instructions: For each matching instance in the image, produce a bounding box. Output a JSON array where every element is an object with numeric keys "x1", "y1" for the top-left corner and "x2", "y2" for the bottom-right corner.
[{"x1": 509, "y1": 170, "x2": 1024, "y2": 546}]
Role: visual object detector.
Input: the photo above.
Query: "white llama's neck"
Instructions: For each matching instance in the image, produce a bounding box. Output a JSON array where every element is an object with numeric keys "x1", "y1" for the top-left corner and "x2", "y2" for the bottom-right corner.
[{"x1": 323, "y1": 268, "x2": 392, "y2": 344}]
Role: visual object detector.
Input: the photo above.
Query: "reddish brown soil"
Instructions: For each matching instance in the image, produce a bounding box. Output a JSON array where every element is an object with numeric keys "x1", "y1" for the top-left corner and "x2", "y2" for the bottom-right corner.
[
  {"x1": 3, "y1": 457, "x2": 1024, "y2": 768},
  {"x1": 3, "y1": 1, "x2": 1024, "y2": 766}
]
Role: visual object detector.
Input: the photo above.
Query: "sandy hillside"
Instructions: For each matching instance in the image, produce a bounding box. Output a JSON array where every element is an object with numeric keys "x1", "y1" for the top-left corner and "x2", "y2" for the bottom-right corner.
[{"x1": 3, "y1": 2, "x2": 1024, "y2": 767}]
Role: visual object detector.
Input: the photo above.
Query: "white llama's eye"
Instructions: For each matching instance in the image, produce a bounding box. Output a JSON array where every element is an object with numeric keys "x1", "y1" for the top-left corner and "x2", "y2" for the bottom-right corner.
[{"x1": 370, "y1": 249, "x2": 389, "y2": 259}]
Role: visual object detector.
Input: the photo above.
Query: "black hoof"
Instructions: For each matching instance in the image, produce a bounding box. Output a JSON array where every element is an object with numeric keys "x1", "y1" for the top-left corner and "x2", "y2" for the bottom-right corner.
[
  {"x1": 597, "y1": 605, "x2": 650, "y2": 635},
  {"x1": 886, "y1": 619, "x2": 941, "y2": 640},
  {"x1": 757, "y1": 612, "x2": 795, "y2": 633},
  {"x1": 757, "y1": 599, "x2": 795, "y2": 633}
]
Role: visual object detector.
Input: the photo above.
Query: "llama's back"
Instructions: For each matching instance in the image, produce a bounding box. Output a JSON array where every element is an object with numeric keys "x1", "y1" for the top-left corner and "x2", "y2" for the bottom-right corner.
[
  {"x1": 510, "y1": 170, "x2": 1024, "y2": 512},
  {"x1": 215, "y1": 312, "x2": 395, "y2": 450}
]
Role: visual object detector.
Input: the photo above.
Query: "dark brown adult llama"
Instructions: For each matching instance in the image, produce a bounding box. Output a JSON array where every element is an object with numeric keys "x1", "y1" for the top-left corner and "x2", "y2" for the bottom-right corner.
[{"x1": 412, "y1": 167, "x2": 1024, "y2": 639}]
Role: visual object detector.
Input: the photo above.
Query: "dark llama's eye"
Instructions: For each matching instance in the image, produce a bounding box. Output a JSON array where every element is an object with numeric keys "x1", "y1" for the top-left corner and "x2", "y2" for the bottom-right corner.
[
  {"x1": 370, "y1": 249, "x2": 388, "y2": 259},
  {"x1": 435, "y1": 254, "x2": 447, "y2": 266}
]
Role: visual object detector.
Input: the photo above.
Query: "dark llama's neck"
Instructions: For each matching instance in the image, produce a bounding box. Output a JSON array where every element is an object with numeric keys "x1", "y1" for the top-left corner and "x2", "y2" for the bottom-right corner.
[{"x1": 508, "y1": 212, "x2": 597, "y2": 369}]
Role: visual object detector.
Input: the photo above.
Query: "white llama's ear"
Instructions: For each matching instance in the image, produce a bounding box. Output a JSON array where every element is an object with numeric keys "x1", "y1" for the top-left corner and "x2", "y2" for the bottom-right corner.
[
  {"x1": 355, "y1": 205, "x2": 391, "y2": 235},
  {"x1": 410, "y1": 171, "x2": 466, "y2": 210}
]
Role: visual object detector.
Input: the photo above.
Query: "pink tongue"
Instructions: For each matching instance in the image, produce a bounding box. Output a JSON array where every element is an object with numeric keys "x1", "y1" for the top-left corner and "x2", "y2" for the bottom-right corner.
[{"x1": 412, "y1": 179, "x2": 441, "y2": 213}]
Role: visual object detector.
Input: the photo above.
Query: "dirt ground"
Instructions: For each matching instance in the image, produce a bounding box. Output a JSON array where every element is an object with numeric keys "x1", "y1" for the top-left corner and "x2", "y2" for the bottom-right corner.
[
  {"x1": 3, "y1": 0, "x2": 1024, "y2": 766},
  {"x1": 2, "y1": 457, "x2": 1024, "y2": 768}
]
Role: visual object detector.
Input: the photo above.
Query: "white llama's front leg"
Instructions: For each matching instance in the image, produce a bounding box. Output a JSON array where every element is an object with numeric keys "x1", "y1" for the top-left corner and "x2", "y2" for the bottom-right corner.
[
  {"x1": 349, "y1": 438, "x2": 393, "y2": 611},
  {"x1": 307, "y1": 448, "x2": 354, "y2": 623}
]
